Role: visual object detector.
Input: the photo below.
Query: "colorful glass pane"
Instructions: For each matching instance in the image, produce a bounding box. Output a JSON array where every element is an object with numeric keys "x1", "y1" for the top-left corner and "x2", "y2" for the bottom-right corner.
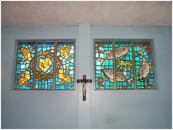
[
  {"x1": 14, "y1": 40, "x2": 75, "y2": 90},
  {"x1": 95, "y1": 41, "x2": 114, "y2": 89},
  {"x1": 95, "y1": 40, "x2": 155, "y2": 90},
  {"x1": 35, "y1": 42, "x2": 54, "y2": 90},
  {"x1": 134, "y1": 42, "x2": 155, "y2": 89},
  {"x1": 55, "y1": 42, "x2": 75, "y2": 89},
  {"x1": 15, "y1": 42, "x2": 36, "y2": 89}
]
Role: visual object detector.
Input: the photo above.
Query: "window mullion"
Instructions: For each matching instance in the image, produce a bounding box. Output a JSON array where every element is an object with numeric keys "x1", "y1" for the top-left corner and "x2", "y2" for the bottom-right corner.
[
  {"x1": 53, "y1": 41, "x2": 57, "y2": 90},
  {"x1": 113, "y1": 40, "x2": 116, "y2": 90},
  {"x1": 33, "y1": 41, "x2": 38, "y2": 90},
  {"x1": 132, "y1": 41, "x2": 137, "y2": 89}
]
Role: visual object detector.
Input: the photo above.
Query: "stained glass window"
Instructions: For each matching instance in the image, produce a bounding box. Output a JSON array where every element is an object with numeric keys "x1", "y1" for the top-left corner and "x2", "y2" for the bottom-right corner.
[
  {"x1": 94, "y1": 40, "x2": 155, "y2": 90},
  {"x1": 14, "y1": 40, "x2": 75, "y2": 90}
]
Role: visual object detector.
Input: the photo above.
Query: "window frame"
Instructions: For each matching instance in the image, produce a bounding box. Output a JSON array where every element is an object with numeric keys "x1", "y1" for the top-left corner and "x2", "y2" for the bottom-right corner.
[{"x1": 93, "y1": 39, "x2": 156, "y2": 90}]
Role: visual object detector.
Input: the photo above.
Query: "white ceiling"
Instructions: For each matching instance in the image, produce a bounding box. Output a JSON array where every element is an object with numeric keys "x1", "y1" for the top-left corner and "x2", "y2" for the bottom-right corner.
[{"x1": 2, "y1": 1, "x2": 172, "y2": 26}]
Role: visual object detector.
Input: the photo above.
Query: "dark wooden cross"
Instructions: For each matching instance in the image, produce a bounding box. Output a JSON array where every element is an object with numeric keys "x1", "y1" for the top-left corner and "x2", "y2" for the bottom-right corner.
[{"x1": 77, "y1": 75, "x2": 92, "y2": 101}]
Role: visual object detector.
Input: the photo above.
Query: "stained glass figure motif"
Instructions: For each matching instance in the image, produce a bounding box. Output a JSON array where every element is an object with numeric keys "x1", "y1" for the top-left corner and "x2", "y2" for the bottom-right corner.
[
  {"x1": 95, "y1": 40, "x2": 155, "y2": 90},
  {"x1": 14, "y1": 40, "x2": 75, "y2": 90}
]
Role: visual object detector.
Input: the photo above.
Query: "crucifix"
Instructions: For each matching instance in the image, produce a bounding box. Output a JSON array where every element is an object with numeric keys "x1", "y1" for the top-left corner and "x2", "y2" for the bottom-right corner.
[{"x1": 77, "y1": 75, "x2": 92, "y2": 101}]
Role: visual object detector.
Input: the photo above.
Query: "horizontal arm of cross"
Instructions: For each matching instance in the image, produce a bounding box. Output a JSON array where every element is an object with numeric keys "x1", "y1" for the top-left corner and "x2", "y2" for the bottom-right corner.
[
  {"x1": 77, "y1": 75, "x2": 92, "y2": 84},
  {"x1": 77, "y1": 79, "x2": 92, "y2": 83}
]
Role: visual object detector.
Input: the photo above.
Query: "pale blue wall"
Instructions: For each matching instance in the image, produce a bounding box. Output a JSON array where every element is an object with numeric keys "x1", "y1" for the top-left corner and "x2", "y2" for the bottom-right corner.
[
  {"x1": 1, "y1": 26, "x2": 78, "y2": 129},
  {"x1": 1, "y1": 26, "x2": 172, "y2": 129},
  {"x1": 90, "y1": 26, "x2": 172, "y2": 129}
]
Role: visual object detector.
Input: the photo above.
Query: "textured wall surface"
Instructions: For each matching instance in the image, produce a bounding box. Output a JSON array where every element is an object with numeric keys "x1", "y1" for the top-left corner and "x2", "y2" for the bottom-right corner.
[
  {"x1": 1, "y1": 26, "x2": 172, "y2": 129},
  {"x1": 2, "y1": 1, "x2": 172, "y2": 26}
]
